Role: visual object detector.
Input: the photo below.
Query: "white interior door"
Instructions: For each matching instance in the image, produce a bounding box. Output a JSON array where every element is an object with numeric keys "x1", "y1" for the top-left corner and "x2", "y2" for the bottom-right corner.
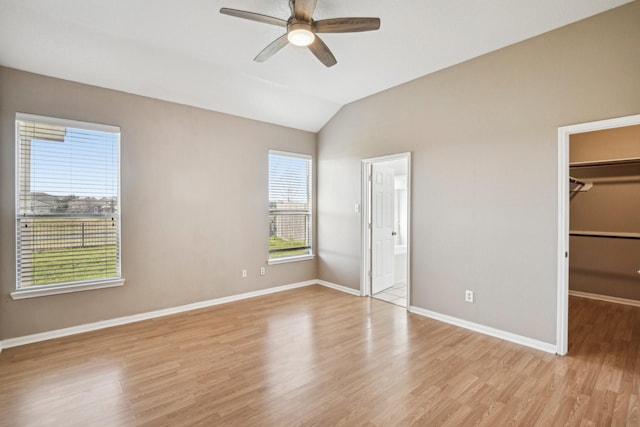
[{"x1": 371, "y1": 164, "x2": 395, "y2": 294}]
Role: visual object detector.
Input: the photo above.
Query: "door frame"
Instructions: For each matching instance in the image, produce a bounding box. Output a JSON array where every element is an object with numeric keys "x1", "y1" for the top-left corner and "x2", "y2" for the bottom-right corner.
[
  {"x1": 360, "y1": 152, "x2": 412, "y2": 308},
  {"x1": 556, "y1": 114, "x2": 640, "y2": 355}
]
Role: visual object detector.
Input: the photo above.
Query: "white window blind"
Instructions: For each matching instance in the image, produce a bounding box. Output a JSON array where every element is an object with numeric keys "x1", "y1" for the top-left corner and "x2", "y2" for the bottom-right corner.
[
  {"x1": 268, "y1": 151, "x2": 312, "y2": 260},
  {"x1": 15, "y1": 113, "x2": 121, "y2": 289}
]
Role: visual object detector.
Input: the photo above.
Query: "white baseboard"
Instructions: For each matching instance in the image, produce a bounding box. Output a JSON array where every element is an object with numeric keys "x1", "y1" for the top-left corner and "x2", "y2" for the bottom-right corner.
[
  {"x1": 569, "y1": 290, "x2": 640, "y2": 307},
  {"x1": 409, "y1": 306, "x2": 556, "y2": 354},
  {"x1": 316, "y1": 280, "x2": 361, "y2": 296},
  {"x1": 12, "y1": 280, "x2": 559, "y2": 355},
  {"x1": 0, "y1": 280, "x2": 318, "y2": 350}
]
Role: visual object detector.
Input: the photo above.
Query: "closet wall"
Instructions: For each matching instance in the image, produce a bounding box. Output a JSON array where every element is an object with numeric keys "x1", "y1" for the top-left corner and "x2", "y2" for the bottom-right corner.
[{"x1": 569, "y1": 125, "x2": 640, "y2": 300}]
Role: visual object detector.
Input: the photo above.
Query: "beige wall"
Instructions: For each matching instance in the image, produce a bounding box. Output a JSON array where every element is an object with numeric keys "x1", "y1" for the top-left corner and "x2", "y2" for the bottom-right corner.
[
  {"x1": 0, "y1": 67, "x2": 317, "y2": 340},
  {"x1": 570, "y1": 126, "x2": 640, "y2": 299},
  {"x1": 317, "y1": 1, "x2": 640, "y2": 344},
  {"x1": 1, "y1": 2, "x2": 639, "y2": 346}
]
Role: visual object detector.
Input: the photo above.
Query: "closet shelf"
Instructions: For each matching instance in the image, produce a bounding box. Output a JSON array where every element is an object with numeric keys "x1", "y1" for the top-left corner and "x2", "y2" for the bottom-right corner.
[
  {"x1": 570, "y1": 230, "x2": 640, "y2": 240},
  {"x1": 570, "y1": 157, "x2": 640, "y2": 168}
]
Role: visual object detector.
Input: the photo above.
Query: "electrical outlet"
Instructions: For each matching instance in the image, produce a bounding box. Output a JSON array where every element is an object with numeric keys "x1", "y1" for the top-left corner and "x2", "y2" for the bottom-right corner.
[
  {"x1": 260, "y1": 267, "x2": 266, "y2": 276},
  {"x1": 465, "y1": 290, "x2": 474, "y2": 303},
  {"x1": 241, "y1": 269, "x2": 247, "y2": 278}
]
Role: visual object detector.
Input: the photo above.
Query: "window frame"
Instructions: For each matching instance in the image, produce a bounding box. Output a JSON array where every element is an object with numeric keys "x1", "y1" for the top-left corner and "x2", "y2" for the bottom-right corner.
[
  {"x1": 11, "y1": 113, "x2": 125, "y2": 300},
  {"x1": 267, "y1": 150, "x2": 314, "y2": 265}
]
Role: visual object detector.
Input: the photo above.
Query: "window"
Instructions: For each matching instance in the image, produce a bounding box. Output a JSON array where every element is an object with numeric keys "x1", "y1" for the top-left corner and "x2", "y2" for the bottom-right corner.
[
  {"x1": 14, "y1": 113, "x2": 122, "y2": 297},
  {"x1": 268, "y1": 150, "x2": 313, "y2": 262}
]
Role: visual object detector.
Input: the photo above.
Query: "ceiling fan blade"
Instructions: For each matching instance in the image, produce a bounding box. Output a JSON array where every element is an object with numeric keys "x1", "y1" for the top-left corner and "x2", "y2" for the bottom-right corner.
[
  {"x1": 315, "y1": 17, "x2": 381, "y2": 33},
  {"x1": 308, "y1": 36, "x2": 337, "y2": 68},
  {"x1": 294, "y1": 0, "x2": 317, "y2": 22},
  {"x1": 220, "y1": 8, "x2": 287, "y2": 27},
  {"x1": 254, "y1": 34, "x2": 289, "y2": 62}
]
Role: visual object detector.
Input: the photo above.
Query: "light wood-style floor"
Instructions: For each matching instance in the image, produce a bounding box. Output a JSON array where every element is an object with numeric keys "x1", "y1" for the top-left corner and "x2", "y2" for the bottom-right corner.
[{"x1": 1, "y1": 285, "x2": 639, "y2": 426}]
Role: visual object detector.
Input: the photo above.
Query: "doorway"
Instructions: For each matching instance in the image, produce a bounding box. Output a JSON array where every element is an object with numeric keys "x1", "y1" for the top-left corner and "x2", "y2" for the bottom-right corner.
[
  {"x1": 361, "y1": 153, "x2": 411, "y2": 308},
  {"x1": 556, "y1": 114, "x2": 640, "y2": 355}
]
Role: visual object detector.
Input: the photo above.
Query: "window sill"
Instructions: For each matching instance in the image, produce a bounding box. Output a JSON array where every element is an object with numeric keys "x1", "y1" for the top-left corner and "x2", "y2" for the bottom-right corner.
[
  {"x1": 10, "y1": 278, "x2": 126, "y2": 300},
  {"x1": 268, "y1": 254, "x2": 315, "y2": 265}
]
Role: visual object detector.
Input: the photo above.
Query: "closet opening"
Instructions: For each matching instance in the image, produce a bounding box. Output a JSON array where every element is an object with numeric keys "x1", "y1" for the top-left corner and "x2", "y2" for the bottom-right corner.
[
  {"x1": 557, "y1": 115, "x2": 640, "y2": 355},
  {"x1": 360, "y1": 153, "x2": 411, "y2": 309}
]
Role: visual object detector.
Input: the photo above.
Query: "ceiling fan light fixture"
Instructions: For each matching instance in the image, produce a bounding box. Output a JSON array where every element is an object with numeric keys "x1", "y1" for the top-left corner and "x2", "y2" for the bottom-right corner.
[{"x1": 287, "y1": 23, "x2": 315, "y2": 46}]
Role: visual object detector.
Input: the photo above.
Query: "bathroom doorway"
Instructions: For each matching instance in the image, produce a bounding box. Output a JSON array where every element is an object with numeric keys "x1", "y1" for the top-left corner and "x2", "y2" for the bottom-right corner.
[{"x1": 361, "y1": 153, "x2": 411, "y2": 308}]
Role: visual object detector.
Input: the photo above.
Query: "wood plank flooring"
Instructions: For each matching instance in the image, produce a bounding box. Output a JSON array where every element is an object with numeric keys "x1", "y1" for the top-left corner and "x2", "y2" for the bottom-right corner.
[{"x1": 1, "y1": 285, "x2": 639, "y2": 426}]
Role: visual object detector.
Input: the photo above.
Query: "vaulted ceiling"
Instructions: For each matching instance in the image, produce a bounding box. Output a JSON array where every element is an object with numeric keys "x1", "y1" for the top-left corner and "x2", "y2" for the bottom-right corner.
[{"x1": 0, "y1": 0, "x2": 632, "y2": 132}]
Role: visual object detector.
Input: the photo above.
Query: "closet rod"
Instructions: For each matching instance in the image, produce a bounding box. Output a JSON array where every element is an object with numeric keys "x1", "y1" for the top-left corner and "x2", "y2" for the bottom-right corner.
[{"x1": 570, "y1": 231, "x2": 640, "y2": 240}]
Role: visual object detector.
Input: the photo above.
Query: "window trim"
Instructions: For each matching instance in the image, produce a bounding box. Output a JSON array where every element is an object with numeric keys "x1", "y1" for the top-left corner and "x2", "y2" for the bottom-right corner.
[
  {"x1": 13, "y1": 113, "x2": 124, "y2": 297},
  {"x1": 10, "y1": 278, "x2": 125, "y2": 300},
  {"x1": 268, "y1": 150, "x2": 314, "y2": 264},
  {"x1": 267, "y1": 254, "x2": 314, "y2": 266}
]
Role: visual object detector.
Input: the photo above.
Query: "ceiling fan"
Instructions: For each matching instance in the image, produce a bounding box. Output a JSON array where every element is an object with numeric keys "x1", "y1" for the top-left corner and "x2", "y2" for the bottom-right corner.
[{"x1": 220, "y1": 0, "x2": 380, "y2": 67}]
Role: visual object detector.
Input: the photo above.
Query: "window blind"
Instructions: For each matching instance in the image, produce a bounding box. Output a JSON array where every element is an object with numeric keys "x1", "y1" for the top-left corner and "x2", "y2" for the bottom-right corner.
[
  {"x1": 16, "y1": 114, "x2": 121, "y2": 288},
  {"x1": 268, "y1": 151, "x2": 312, "y2": 259}
]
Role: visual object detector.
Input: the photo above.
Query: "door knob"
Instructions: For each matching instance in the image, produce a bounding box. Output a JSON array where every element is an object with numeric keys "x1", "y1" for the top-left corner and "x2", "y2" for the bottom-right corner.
[{"x1": 391, "y1": 231, "x2": 397, "y2": 236}]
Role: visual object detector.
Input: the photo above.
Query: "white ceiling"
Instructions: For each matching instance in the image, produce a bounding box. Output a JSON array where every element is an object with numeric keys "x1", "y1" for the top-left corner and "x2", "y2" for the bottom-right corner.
[{"x1": 0, "y1": 0, "x2": 632, "y2": 132}]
